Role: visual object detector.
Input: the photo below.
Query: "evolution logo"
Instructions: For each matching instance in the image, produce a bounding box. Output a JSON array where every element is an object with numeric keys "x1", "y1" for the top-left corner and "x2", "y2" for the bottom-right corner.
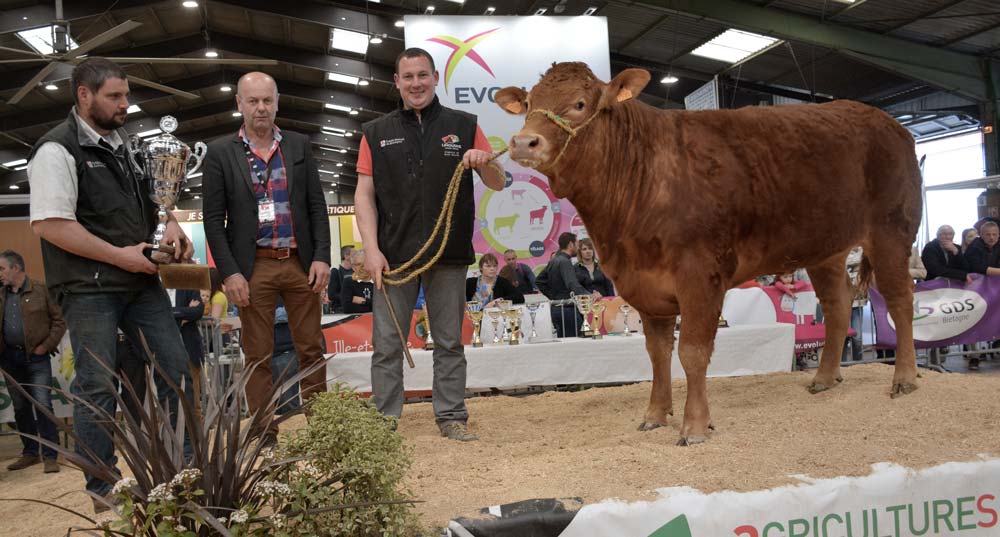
[
  {"x1": 426, "y1": 28, "x2": 500, "y2": 94},
  {"x1": 887, "y1": 288, "x2": 988, "y2": 341}
]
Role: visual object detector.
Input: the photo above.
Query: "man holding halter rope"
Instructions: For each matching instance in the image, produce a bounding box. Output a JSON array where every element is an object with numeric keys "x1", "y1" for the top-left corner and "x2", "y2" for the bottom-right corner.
[{"x1": 355, "y1": 48, "x2": 505, "y2": 441}]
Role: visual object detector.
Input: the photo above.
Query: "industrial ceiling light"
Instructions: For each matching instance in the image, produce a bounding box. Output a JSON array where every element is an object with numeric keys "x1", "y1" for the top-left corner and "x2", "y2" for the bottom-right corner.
[
  {"x1": 182, "y1": 1, "x2": 199, "y2": 7},
  {"x1": 583, "y1": 7, "x2": 598, "y2": 15},
  {"x1": 484, "y1": 6, "x2": 496, "y2": 15},
  {"x1": 232, "y1": 111, "x2": 242, "y2": 117},
  {"x1": 204, "y1": 49, "x2": 219, "y2": 58},
  {"x1": 369, "y1": 34, "x2": 384, "y2": 45},
  {"x1": 349, "y1": 109, "x2": 359, "y2": 115},
  {"x1": 534, "y1": 8, "x2": 547, "y2": 15},
  {"x1": 395, "y1": 20, "x2": 405, "y2": 28},
  {"x1": 358, "y1": 79, "x2": 370, "y2": 86},
  {"x1": 661, "y1": 75, "x2": 679, "y2": 84},
  {"x1": 690, "y1": 29, "x2": 779, "y2": 64},
  {"x1": 325, "y1": 103, "x2": 353, "y2": 113},
  {"x1": 9, "y1": 185, "x2": 20, "y2": 190},
  {"x1": 220, "y1": 85, "x2": 232, "y2": 92},
  {"x1": 2, "y1": 159, "x2": 28, "y2": 168},
  {"x1": 136, "y1": 128, "x2": 162, "y2": 138},
  {"x1": 425, "y1": 6, "x2": 435, "y2": 14}
]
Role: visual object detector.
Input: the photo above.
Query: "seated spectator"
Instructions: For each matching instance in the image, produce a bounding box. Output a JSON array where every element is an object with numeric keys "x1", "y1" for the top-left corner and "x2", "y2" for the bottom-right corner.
[
  {"x1": 965, "y1": 221, "x2": 1000, "y2": 277},
  {"x1": 272, "y1": 302, "x2": 300, "y2": 415},
  {"x1": 327, "y1": 245, "x2": 355, "y2": 314},
  {"x1": 774, "y1": 272, "x2": 809, "y2": 298},
  {"x1": 170, "y1": 287, "x2": 204, "y2": 407},
  {"x1": 909, "y1": 245, "x2": 927, "y2": 280},
  {"x1": 204, "y1": 267, "x2": 230, "y2": 320},
  {"x1": 542, "y1": 233, "x2": 599, "y2": 338},
  {"x1": 921, "y1": 225, "x2": 971, "y2": 282},
  {"x1": 960, "y1": 228, "x2": 978, "y2": 255},
  {"x1": 503, "y1": 249, "x2": 537, "y2": 293},
  {"x1": 574, "y1": 238, "x2": 615, "y2": 298},
  {"x1": 341, "y1": 249, "x2": 373, "y2": 314},
  {"x1": 466, "y1": 253, "x2": 524, "y2": 306}
]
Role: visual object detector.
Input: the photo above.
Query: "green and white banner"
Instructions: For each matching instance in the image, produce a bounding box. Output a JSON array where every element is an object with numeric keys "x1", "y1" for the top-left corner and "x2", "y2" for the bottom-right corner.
[{"x1": 559, "y1": 459, "x2": 1000, "y2": 537}]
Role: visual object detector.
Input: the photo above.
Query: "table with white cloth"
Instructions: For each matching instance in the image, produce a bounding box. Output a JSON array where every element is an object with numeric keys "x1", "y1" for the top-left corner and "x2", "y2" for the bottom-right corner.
[{"x1": 325, "y1": 323, "x2": 794, "y2": 394}]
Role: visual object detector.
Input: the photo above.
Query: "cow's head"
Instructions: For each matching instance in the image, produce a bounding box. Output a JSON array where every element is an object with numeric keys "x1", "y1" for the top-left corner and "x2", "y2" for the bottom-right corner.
[{"x1": 495, "y1": 62, "x2": 649, "y2": 180}]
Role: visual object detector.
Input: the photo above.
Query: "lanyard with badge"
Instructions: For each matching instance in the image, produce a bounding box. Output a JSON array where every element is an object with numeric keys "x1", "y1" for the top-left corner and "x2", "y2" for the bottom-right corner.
[{"x1": 244, "y1": 143, "x2": 275, "y2": 224}]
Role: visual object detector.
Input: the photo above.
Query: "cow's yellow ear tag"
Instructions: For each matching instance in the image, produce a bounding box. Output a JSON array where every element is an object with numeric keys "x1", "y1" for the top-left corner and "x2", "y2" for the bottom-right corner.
[
  {"x1": 504, "y1": 102, "x2": 524, "y2": 114},
  {"x1": 616, "y1": 88, "x2": 634, "y2": 102}
]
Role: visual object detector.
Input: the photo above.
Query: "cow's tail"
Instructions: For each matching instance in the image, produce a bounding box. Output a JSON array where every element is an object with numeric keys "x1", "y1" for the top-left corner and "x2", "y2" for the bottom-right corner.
[{"x1": 858, "y1": 253, "x2": 875, "y2": 294}]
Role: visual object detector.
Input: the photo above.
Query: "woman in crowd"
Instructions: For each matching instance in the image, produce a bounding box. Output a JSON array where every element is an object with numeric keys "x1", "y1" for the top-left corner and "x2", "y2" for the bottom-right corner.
[
  {"x1": 466, "y1": 253, "x2": 524, "y2": 306},
  {"x1": 961, "y1": 228, "x2": 978, "y2": 254},
  {"x1": 341, "y1": 249, "x2": 374, "y2": 314},
  {"x1": 203, "y1": 267, "x2": 229, "y2": 320},
  {"x1": 574, "y1": 238, "x2": 615, "y2": 298}
]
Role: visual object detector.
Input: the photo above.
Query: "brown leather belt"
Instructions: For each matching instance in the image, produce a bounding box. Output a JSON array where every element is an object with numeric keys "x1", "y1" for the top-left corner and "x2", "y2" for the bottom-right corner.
[{"x1": 256, "y1": 247, "x2": 297, "y2": 260}]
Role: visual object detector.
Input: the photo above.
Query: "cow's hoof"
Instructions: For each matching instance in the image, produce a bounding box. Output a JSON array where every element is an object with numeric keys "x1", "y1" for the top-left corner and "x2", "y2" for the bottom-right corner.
[
  {"x1": 676, "y1": 435, "x2": 707, "y2": 446},
  {"x1": 807, "y1": 382, "x2": 831, "y2": 394},
  {"x1": 638, "y1": 420, "x2": 666, "y2": 431},
  {"x1": 890, "y1": 382, "x2": 918, "y2": 399},
  {"x1": 807, "y1": 375, "x2": 843, "y2": 393}
]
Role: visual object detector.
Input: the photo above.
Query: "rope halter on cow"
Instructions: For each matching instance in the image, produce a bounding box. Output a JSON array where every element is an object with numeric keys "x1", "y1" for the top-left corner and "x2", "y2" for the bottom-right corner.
[{"x1": 525, "y1": 107, "x2": 604, "y2": 168}]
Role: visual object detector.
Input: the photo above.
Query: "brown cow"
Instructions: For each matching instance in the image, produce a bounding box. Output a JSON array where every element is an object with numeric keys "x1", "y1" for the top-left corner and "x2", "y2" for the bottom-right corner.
[{"x1": 495, "y1": 63, "x2": 922, "y2": 445}]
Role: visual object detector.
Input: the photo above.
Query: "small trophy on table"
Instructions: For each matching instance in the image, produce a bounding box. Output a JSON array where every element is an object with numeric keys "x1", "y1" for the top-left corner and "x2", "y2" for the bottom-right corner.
[
  {"x1": 525, "y1": 303, "x2": 541, "y2": 342},
  {"x1": 465, "y1": 301, "x2": 484, "y2": 348},
  {"x1": 487, "y1": 309, "x2": 502, "y2": 344},
  {"x1": 505, "y1": 305, "x2": 522, "y2": 345},
  {"x1": 620, "y1": 303, "x2": 633, "y2": 336},
  {"x1": 590, "y1": 301, "x2": 606, "y2": 340},
  {"x1": 572, "y1": 293, "x2": 594, "y2": 337}
]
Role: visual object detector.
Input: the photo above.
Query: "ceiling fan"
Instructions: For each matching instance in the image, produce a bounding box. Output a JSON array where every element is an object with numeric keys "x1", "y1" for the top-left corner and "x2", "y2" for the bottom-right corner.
[{"x1": 0, "y1": 0, "x2": 278, "y2": 106}]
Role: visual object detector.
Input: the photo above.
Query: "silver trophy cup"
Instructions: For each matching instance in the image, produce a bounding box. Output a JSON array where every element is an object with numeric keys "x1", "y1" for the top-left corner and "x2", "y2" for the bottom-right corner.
[{"x1": 130, "y1": 116, "x2": 207, "y2": 264}]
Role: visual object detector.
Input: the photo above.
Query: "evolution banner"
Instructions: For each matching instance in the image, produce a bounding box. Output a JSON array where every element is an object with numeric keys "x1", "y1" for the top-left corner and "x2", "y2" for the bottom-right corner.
[
  {"x1": 869, "y1": 275, "x2": 1000, "y2": 348},
  {"x1": 404, "y1": 16, "x2": 610, "y2": 270}
]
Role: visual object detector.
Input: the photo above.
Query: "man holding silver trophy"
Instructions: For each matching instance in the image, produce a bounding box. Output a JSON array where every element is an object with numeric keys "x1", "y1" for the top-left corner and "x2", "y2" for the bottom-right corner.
[{"x1": 27, "y1": 57, "x2": 195, "y2": 511}]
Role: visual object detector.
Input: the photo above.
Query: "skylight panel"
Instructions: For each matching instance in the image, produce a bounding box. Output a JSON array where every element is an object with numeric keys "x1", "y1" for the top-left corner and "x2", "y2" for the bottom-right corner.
[
  {"x1": 690, "y1": 29, "x2": 778, "y2": 64},
  {"x1": 330, "y1": 28, "x2": 370, "y2": 55},
  {"x1": 16, "y1": 26, "x2": 79, "y2": 55}
]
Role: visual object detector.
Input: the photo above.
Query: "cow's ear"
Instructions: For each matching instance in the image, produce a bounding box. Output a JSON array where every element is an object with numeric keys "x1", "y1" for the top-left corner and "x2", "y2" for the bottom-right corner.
[
  {"x1": 600, "y1": 69, "x2": 651, "y2": 109},
  {"x1": 495, "y1": 87, "x2": 529, "y2": 115}
]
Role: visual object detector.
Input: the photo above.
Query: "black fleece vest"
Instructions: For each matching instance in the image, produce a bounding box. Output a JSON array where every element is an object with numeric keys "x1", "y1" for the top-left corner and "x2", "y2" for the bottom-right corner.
[
  {"x1": 29, "y1": 112, "x2": 157, "y2": 296},
  {"x1": 362, "y1": 96, "x2": 478, "y2": 267}
]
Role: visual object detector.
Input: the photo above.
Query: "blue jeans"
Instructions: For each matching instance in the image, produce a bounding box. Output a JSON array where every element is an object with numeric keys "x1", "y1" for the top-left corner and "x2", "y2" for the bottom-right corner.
[
  {"x1": 1, "y1": 348, "x2": 59, "y2": 459},
  {"x1": 271, "y1": 349, "x2": 300, "y2": 415},
  {"x1": 60, "y1": 286, "x2": 188, "y2": 496},
  {"x1": 551, "y1": 304, "x2": 583, "y2": 338}
]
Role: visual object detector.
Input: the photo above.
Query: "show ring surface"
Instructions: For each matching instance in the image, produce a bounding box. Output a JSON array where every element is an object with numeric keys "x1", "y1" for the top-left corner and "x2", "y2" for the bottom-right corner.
[{"x1": 2, "y1": 365, "x2": 998, "y2": 535}]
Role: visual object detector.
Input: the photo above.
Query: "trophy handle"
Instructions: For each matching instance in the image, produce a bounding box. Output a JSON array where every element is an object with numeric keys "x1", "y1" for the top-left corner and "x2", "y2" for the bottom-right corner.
[
  {"x1": 186, "y1": 141, "x2": 208, "y2": 177},
  {"x1": 127, "y1": 134, "x2": 145, "y2": 177}
]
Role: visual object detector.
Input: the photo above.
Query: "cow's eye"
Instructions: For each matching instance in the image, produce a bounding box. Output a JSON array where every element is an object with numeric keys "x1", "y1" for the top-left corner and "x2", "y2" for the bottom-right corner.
[{"x1": 575, "y1": 101, "x2": 585, "y2": 111}]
